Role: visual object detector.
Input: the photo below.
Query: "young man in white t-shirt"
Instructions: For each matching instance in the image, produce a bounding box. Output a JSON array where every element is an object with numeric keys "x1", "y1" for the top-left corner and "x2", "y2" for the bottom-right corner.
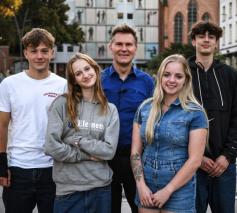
[{"x1": 0, "y1": 28, "x2": 66, "y2": 213}]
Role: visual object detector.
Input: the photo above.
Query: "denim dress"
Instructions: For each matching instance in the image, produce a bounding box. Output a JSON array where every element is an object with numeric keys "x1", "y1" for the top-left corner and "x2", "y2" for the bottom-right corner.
[{"x1": 134, "y1": 99, "x2": 208, "y2": 213}]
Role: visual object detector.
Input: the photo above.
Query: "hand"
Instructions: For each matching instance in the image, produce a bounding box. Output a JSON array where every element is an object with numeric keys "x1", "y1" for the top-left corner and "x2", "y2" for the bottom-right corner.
[
  {"x1": 151, "y1": 186, "x2": 172, "y2": 208},
  {"x1": 209, "y1": 155, "x2": 229, "y2": 177},
  {"x1": 137, "y1": 182, "x2": 154, "y2": 207},
  {"x1": 199, "y1": 156, "x2": 215, "y2": 173},
  {"x1": 90, "y1": 156, "x2": 101, "y2": 161},
  {"x1": 0, "y1": 170, "x2": 11, "y2": 187}
]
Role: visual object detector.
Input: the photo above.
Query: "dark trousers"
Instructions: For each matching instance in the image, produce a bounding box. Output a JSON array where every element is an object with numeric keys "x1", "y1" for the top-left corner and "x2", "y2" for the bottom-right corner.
[
  {"x1": 54, "y1": 185, "x2": 111, "y2": 213},
  {"x1": 196, "y1": 163, "x2": 236, "y2": 213},
  {"x1": 109, "y1": 148, "x2": 138, "y2": 213},
  {"x1": 3, "y1": 166, "x2": 56, "y2": 213}
]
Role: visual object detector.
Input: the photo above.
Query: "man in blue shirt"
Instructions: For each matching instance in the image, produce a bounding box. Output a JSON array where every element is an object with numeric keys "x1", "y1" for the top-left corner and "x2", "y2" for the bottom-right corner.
[{"x1": 102, "y1": 24, "x2": 154, "y2": 213}]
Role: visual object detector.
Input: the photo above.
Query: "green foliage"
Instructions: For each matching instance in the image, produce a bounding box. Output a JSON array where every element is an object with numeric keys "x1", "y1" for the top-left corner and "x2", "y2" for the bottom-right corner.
[
  {"x1": 147, "y1": 43, "x2": 227, "y2": 74},
  {"x1": 147, "y1": 43, "x2": 195, "y2": 74},
  {"x1": 0, "y1": 0, "x2": 84, "y2": 55},
  {"x1": 0, "y1": 0, "x2": 22, "y2": 16}
]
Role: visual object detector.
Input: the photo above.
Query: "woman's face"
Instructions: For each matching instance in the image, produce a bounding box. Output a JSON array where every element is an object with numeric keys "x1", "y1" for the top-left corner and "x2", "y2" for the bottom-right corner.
[
  {"x1": 72, "y1": 59, "x2": 97, "y2": 89},
  {"x1": 161, "y1": 61, "x2": 186, "y2": 98}
]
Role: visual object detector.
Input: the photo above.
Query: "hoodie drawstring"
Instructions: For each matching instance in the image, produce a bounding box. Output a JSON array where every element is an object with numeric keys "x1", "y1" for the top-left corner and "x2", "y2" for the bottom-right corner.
[{"x1": 196, "y1": 67, "x2": 224, "y2": 107}]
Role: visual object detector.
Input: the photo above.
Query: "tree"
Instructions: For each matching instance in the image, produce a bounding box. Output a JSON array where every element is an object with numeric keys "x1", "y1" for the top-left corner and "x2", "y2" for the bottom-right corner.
[
  {"x1": 0, "y1": 0, "x2": 84, "y2": 58},
  {"x1": 147, "y1": 43, "x2": 195, "y2": 74},
  {"x1": 147, "y1": 43, "x2": 226, "y2": 74},
  {"x1": 0, "y1": 0, "x2": 22, "y2": 16},
  {"x1": 0, "y1": 0, "x2": 25, "y2": 68}
]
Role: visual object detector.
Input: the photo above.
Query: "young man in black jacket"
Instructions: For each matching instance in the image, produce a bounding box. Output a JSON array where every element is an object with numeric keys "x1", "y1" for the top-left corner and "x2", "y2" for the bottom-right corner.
[{"x1": 189, "y1": 21, "x2": 237, "y2": 213}]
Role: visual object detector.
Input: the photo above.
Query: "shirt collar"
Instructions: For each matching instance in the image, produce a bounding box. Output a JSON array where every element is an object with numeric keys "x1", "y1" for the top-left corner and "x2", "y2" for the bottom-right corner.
[
  {"x1": 170, "y1": 98, "x2": 181, "y2": 107},
  {"x1": 109, "y1": 65, "x2": 138, "y2": 77}
]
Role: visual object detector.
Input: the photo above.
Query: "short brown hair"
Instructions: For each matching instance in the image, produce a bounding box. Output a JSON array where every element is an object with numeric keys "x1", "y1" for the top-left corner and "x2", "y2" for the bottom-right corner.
[
  {"x1": 190, "y1": 21, "x2": 222, "y2": 40},
  {"x1": 111, "y1": 24, "x2": 138, "y2": 44},
  {"x1": 21, "y1": 28, "x2": 55, "y2": 49}
]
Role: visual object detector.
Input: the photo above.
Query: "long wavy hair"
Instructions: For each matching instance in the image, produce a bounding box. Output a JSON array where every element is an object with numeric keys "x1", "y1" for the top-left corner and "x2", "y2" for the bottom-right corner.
[
  {"x1": 66, "y1": 52, "x2": 108, "y2": 129},
  {"x1": 145, "y1": 54, "x2": 203, "y2": 143}
]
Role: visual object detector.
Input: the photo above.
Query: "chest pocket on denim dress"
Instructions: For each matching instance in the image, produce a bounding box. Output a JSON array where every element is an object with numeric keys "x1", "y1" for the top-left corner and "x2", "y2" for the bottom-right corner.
[{"x1": 167, "y1": 120, "x2": 188, "y2": 147}]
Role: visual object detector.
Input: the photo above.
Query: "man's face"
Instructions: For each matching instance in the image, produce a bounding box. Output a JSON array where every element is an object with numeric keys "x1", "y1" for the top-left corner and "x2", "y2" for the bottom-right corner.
[
  {"x1": 192, "y1": 32, "x2": 218, "y2": 56},
  {"x1": 109, "y1": 32, "x2": 137, "y2": 66},
  {"x1": 23, "y1": 42, "x2": 54, "y2": 73}
]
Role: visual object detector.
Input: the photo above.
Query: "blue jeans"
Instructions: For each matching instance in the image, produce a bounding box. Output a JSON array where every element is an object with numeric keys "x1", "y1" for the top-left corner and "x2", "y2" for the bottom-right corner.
[
  {"x1": 54, "y1": 185, "x2": 111, "y2": 213},
  {"x1": 2, "y1": 166, "x2": 55, "y2": 213},
  {"x1": 196, "y1": 163, "x2": 236, "y2": 213}
]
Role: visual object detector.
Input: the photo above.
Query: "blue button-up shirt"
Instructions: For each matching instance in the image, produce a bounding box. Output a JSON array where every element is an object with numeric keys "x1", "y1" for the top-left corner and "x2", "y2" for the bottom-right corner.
[{"x1": 102, "y1": 65, "x2": 154, "y2": 148}]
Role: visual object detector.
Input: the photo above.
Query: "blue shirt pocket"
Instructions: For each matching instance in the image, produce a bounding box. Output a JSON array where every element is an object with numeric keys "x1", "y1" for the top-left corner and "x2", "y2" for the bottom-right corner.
[{"x1": 167, "y1": 121, "x2": 188, "y2": 147}]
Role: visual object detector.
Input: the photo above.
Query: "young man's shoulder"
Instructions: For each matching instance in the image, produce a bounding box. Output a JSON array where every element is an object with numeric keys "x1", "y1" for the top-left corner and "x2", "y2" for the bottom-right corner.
[
  {"x1": 0, "y1": 72, "x2": 25, "y2": 85},
  {"x1": 214, "y1": 60, "x2": 237, "y2": 78},
  {"x1": 49, "y1": 72, "x2": 67, "y2": 81}
]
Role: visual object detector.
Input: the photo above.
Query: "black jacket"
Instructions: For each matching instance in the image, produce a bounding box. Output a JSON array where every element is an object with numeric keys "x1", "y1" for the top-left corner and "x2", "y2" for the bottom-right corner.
[{"x1": 188, "y1": 56, "x2": 237, "y2": 163}]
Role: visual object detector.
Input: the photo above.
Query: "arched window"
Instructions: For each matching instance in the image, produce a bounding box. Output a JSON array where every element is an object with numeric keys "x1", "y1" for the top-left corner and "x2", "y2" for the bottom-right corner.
[
  {"x1": 202, "y1": 13, "x2": 210, "y2": 22},
  {"x1": 188, "y1": 0, "x2": 197, "y2": 30},
  {"x1": 174, "y1": 12, "x2": 183, "y2": 43}
]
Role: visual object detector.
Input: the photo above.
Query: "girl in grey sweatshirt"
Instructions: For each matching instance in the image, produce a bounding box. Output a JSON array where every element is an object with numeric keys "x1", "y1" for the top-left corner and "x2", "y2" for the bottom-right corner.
[{"x1": 45, "y1": 53, "x2": 119, "y2": 213}]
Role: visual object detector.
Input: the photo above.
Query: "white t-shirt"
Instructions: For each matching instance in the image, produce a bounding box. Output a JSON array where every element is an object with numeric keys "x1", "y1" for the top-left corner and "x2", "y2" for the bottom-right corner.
[{"x1": 0, "y1": 71, "x2": 67, "y2": 168}]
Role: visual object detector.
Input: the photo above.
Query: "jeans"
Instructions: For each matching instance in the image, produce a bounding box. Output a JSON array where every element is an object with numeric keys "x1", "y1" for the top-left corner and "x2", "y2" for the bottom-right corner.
[
  {"x1": 2, "y1": 166, "x2": 55, "y2": 213},
  {"x1": 54, "y1": 185, "x2": 111, "y2": 213},
  {"x1": 196, "y1": 163, "x2": 236, "y2": 213},
  {"x1": 109, "y1": 148, "x2": 138, "y2": 213}
]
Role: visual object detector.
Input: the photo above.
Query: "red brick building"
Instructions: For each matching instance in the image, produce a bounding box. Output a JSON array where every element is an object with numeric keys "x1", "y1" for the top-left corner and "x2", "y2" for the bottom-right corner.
[{"x1": 159, "y1": 0, "x2": 219, "y2": 52}]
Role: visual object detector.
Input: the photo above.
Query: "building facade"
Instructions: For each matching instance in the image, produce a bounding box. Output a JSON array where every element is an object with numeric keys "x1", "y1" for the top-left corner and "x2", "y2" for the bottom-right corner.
[
  {"x1": 220, "y1": 0, "x2": 237, "y2": 69},
  {"x1": 159, "y1": 0, "x2": 219, "y2": 51},
  {"x1": 51, "y1": 0, "x2": 159, "y2": 76}
]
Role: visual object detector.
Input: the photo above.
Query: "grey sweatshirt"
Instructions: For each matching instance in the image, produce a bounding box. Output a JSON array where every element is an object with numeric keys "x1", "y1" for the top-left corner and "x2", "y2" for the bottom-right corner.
[{"x1": 45, "y1": 95, "x2": 119, "y2": 195}]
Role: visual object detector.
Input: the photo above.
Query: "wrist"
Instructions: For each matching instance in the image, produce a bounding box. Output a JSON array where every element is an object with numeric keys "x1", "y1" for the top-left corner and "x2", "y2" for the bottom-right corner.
[
  {"x1": 223, "y1": 155, "x2": 230, "y2": 164},
  {"x1": 136, "y1": 179, "x2": 146, "y2": 187},
  {"x1": 0, "y1": 152, "x2": 8, "y2": 177},
  {"x1": 166, "y1": 184, "x2": 175, "y2": 194}
]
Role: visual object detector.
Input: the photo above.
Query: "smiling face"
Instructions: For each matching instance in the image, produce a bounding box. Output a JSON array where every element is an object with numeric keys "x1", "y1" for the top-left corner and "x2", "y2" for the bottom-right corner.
[
  {"x1": 192, "y1": 31, "x2": 217, "y2": 57},
  {"x1": 23, "y1": 42, "x2": 54, "y2": 74},
  {"x1": 161, "y1": 61, "x2": 186, "y2": 98},
  {"x1": 72, "y1": 59, "x2": 97, "y2": 90},
  {"x1": 109, "y1": 32, "x2": 137, "y2": 67}
]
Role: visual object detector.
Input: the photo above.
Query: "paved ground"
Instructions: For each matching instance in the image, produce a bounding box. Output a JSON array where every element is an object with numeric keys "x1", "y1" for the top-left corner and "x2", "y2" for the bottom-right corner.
[
  {"x1": 0, "y1": 186, "x2": 235, "y2": 213},
  {"x1": 0, "y1": 187, "x2": 130, "y2": 213}
]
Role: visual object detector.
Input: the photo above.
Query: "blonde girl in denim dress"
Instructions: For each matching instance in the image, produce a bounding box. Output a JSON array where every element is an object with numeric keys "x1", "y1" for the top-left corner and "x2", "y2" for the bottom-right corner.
[{"x1": 131, "y1": 54, "x2": 208, "y2": 213}]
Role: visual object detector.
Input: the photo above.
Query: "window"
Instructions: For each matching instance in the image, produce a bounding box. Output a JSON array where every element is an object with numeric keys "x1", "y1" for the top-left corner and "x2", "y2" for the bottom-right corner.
[
  {"x1": 117, "y1": 13, "x2": 123, "y2": 19},
  {"x1": 236, "y1": 22, "x2": 237, "y2": 41},
  {"x1": 202, "y1": 13, "x2": 210, "y2": 22},
  {"x1": 229, "y1": 24, "x2": 232, "y2": 44},
  {"x1": 222, "y1": 6, "x2": 226, "y2": 22},
  {"x1": 127, "y1": 0, "x2": 133, "y2": 2},
  {"x1": 67, "y1": 46, "x2": 73, "y2": 52},
  {"x1": 127, "y1": 13, "x2": 133, "y2": 19},
  {"x1": 236, "y1": 0, "x2": 237, "y2": 15},
  {"x1": 174, "y1": 12, "x2": 183, "y2": 43},
  {"x1": 229, "y1": 2, "x2": 232, "y2": 18},
  {"x1": 222, "y1": 27, "x2": 225, "y2": 45},
  {"x1": 188, "y1": 0, "x2": 197, "y2": 30},
  {"x1": 57, "y1": 45, "x2": 63, "y2": 52}
]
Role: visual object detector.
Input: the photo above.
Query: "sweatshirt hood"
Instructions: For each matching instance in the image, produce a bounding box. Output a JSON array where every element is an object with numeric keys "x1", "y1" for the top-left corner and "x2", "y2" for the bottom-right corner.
[
  {"x1": 188, "y1": 55, "x2": 224, "y2": 107},
  {"x1": 188, "y1": 55, "x2": 223, "y2": 71}
]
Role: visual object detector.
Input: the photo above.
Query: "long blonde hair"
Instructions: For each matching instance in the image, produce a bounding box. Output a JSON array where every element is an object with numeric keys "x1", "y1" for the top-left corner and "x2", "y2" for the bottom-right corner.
[
  {"x1": 66, "y1": 53, "x2": 108, "y2": 129},
  {"x1": 145, "y1": 54, "x2": 202, "y2": 143}
]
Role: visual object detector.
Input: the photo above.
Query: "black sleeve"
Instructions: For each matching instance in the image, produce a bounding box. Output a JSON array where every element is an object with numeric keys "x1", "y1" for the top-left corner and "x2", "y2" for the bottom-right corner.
[{"x1": 223, "y1": 68, "x2": 237, "y2": 161}]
